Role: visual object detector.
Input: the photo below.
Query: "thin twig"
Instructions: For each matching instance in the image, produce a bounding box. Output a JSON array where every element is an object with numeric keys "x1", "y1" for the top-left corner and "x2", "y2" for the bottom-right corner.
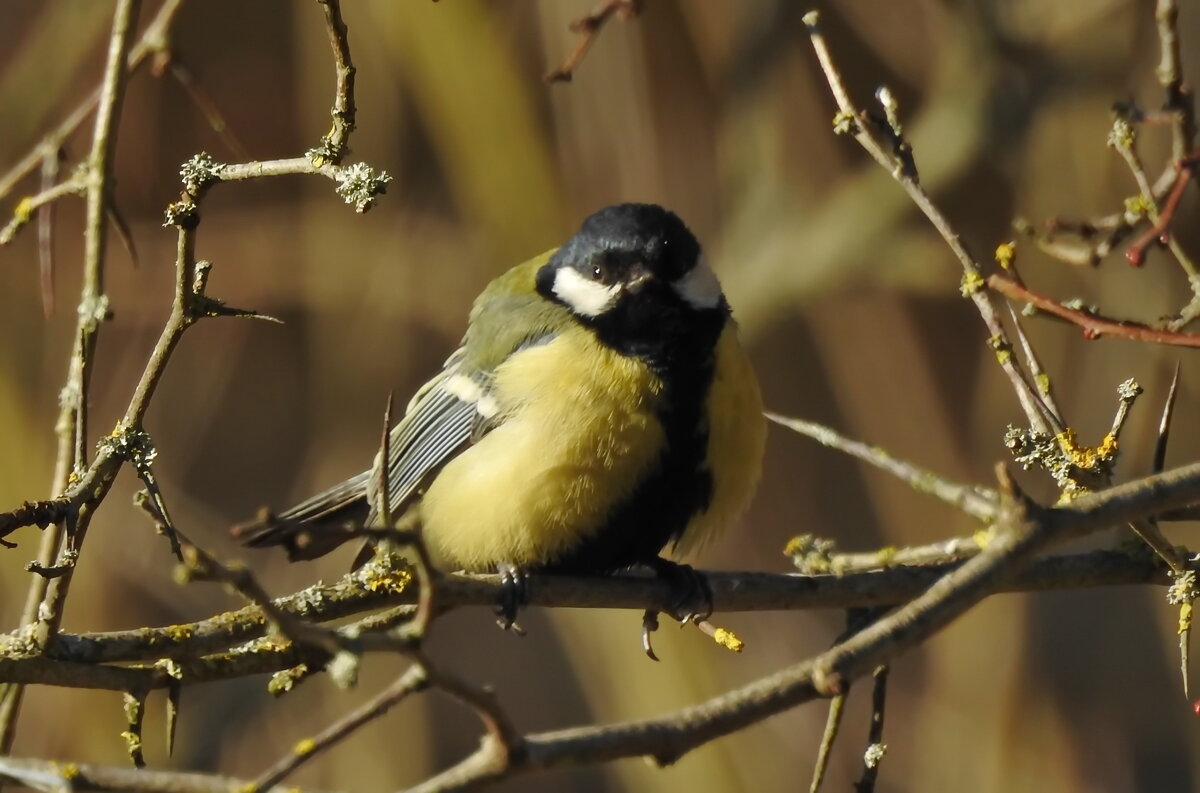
[
  {"x1": 854, "y1": 666, "x2": 889, "y2": 793},
  {"x1": 809, "y1": 693, "x2": 845, "y2": 793},
  {"x1": 316, "y1": 0, "x2": 357, "y2": 160},
  {"x1": 36, "y1": 147, "x2": 62, "y2": 317},
  {"x1": 0, "y1": 0, "x2": 142, "y2": 756},
  {"x1": 0, "y1": 0, "x2": 189, "y2": 202},
  {"x1": 253, "y1": 664, "x2": 429, "y2": 790},
  {"x1": 1154, "y1": 0, "x2": 1196, "y2": 162},
  {"x1": 1127, "y1": 156, "x2": 1196, "y2": 269},
  {"x1": 1006, "y1": 304, "x2": 1065, "y2": 430},
  {"x1": 544, "y1": 0, "x2": 644, "y2": 83},
  {"x1": 159, "y1": 56, "x2": 251, "y2": 161},
  {"x1": 802, "y1": 11, "x2": 1053, "y2": 436},
  {"x1": 0, "y1": 756, "x2": 325, "y2": 793},
  {"x1": 987, "y1": 274, "x2": 1200, "y2": 347},
  {"x1": 1111, "y1": 129, "x2": 1198, "y2": 278},
  {"x1": 0, "y1": 178, "x2": 85, "y2": 245},
  {"x1": 765, "y1": 412, "x2": 998, "y2": 522},
  {"x1": 0, "y1": 547, "x2": 1186, "y2": 690}
]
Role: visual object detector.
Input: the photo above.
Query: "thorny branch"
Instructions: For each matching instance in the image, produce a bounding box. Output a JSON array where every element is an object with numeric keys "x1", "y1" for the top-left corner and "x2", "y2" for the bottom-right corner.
[
  {"x1": 0, "y1": 0, "x2": 387, "y2": 768},
  {"x1": 0, "y1": 0, "x2": 144, "y2": 756}
]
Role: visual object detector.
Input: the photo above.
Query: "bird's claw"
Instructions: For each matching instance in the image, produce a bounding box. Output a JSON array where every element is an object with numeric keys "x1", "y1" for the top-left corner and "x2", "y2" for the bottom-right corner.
[
  {"x1": 637, "y1": 560, "x2": 715, "y2": 659},
  {"x1": 495, "y1": 562, "x2": 528, "y2": 635},
  {"x1": 642, "y1": 609, "x2": 661, "y2": 661}
]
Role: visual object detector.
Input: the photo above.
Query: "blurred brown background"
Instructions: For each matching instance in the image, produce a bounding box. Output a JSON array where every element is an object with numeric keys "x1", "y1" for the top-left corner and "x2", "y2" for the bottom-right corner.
[{"x1": 2, "y1": 1, "x2": 1199, "y2": 790}]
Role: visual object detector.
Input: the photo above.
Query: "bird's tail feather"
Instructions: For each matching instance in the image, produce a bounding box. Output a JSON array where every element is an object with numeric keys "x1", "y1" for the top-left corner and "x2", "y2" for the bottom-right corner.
[{"x1": 232, "y1": 470, "x2": 372, "y2": 561}]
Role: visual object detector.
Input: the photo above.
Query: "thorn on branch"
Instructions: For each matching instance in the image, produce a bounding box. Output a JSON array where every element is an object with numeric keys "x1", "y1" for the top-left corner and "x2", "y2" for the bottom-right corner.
[
  {"x1": 0, "y1": 499, "x2": 74, "y2": 544},
  {"x1": 25, "y1": 558, "x2": 76, "y2": 579}
]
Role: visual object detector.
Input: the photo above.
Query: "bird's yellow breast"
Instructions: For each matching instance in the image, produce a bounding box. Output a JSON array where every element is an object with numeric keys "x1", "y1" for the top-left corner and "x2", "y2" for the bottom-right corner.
[{"x1": 418, "y1": 325, "x2": 667, "y2": 571}]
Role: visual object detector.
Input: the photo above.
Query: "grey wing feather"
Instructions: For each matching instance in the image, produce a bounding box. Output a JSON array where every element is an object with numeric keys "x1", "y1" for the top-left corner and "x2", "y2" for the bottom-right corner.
[
  {"x1": 278, "y1": 470, "x2": 372, "y2": 523},
  {"x1": 364, "y1": 349, "x2": 495, "y2": 525}
]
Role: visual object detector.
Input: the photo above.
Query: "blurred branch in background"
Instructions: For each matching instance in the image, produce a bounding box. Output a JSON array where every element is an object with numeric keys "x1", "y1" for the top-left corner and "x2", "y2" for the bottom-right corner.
[
  {"x1": 543, "y1": 0, "x2": 644, "y2": 83},
  {"x1": 0, "y1": 1, "x2": 1199, "y2": 792}
]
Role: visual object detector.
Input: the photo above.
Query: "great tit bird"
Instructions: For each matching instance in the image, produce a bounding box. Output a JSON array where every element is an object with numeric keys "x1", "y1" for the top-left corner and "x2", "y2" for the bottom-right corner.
[{"x1": 237, "y1": 203, "x2": 765, "y2": 630}]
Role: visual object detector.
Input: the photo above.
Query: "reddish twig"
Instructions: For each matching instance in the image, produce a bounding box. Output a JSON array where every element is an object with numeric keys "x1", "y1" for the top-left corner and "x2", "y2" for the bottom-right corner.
[
  {"x1": 1126, "y1": 154, "x2": 1198, "y2": 266},
  {"x1": 544, "y1": 0, "x2": 643, "y2": 83},
  {"x1": 988, "y1": 274, "x2": 1200, "y2": 347}
]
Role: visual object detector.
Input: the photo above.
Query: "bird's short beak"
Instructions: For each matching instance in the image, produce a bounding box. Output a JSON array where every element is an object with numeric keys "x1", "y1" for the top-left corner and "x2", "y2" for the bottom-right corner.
[{"x1": 625, "y1": 265, "x2": 653, "y2": 293}]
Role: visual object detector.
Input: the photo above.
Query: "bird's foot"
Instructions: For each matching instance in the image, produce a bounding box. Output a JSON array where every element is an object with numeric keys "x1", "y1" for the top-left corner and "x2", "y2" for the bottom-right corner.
[
  {"x1": 494, "y1": 562, "x2": 528, "y2": 636},
  {"x1": 640, "y1": 558, "x2": 714, "y2": 660}
]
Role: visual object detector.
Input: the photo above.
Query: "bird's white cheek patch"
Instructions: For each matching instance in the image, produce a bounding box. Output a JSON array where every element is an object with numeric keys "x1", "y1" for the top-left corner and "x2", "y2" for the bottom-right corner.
[
  {"x1": 672, "y1": 258, "x2": 723, "y2": 309},
  {"x1": 552, "y1": 267, "x2": 621, "y2": 317}
]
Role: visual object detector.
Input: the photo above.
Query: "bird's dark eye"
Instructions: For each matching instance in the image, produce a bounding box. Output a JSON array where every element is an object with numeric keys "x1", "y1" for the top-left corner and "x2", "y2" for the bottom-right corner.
[{"x1": 591, "y1": 264, "x2": 604, "y2": 280}]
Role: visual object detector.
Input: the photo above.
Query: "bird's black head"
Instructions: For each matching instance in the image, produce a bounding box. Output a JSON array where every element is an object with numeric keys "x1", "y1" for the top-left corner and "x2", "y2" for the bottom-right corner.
[{"x1": 536, "y1": 204, "x2": 727, "y2": 367}]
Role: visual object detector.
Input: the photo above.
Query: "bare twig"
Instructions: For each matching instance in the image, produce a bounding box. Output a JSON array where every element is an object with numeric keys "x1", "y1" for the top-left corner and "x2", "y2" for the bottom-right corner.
[
  {"x1": 809, "y1": 693, "x2": 845, "y2": 793},
  {"x1": 253, "y1": 664, "x2": 429, "y2": 790},
  {"x1": 1154, "y1": 0, "x2": 1196, "y2": 162},
  {"x1": 544, "y1": 0, "x2": 644, "y2": 83},
  {"x1": 36, "y1": 147, "x2": 63, "y2": 316},
  {"x1": 0, "y1": 0, "x2": 189, "y2": 202},
  {"x1": 1006, "y1": 304, "x2": 1065, "y2": 429},
  {"x1": 1127, "y1": 155, "x2": 1197, "y2": 271},
  {"x1": 802, "y1": 11, "x2": 1053, "y2": 436},
  {"x1": 0, "y1": 756, "x2": 325, "y2": 793},
  {"x1": 0, "y1": 178, "x2": 85, "y2": 245},
  {"x1": 765, "y1": 412, "x2": 998, "y2": 522},
  {"x1": 0, "y1": 0, "x2": 143, "y2": 756},
  {"x1": 315, "y1": 0, "x2": 357, "y2": 161},
  {"x1": 1110, "y1": 125, "x2": 1198, "y2": 279},
  {"x1": 854, "y1": 666, "x2": 889, "y2": 793},
  {"x1": 157, "y1": 55, "x2": 251, "y2": 161},
  {"x1": 987, "y1": 274, "x2": 1200, "y2": 347},
  {"x1": 1015, "y1": 163, "x2": 1179, "y2": 267}
]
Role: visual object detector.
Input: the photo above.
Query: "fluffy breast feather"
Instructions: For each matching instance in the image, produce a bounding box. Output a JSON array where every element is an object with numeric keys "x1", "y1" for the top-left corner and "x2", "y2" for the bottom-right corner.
[{"x1": 417, "y1": 325, "x2": 667, "y2": 571}]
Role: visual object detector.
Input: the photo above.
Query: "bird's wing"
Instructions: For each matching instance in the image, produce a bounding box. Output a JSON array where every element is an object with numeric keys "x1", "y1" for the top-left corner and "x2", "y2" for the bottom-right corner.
[
  {"x1": 366, "y1": 250, "x2": 568, "y2": 524},
  {"x1": 366, "y1": 349, "x2": 485, "y2": 522}
]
